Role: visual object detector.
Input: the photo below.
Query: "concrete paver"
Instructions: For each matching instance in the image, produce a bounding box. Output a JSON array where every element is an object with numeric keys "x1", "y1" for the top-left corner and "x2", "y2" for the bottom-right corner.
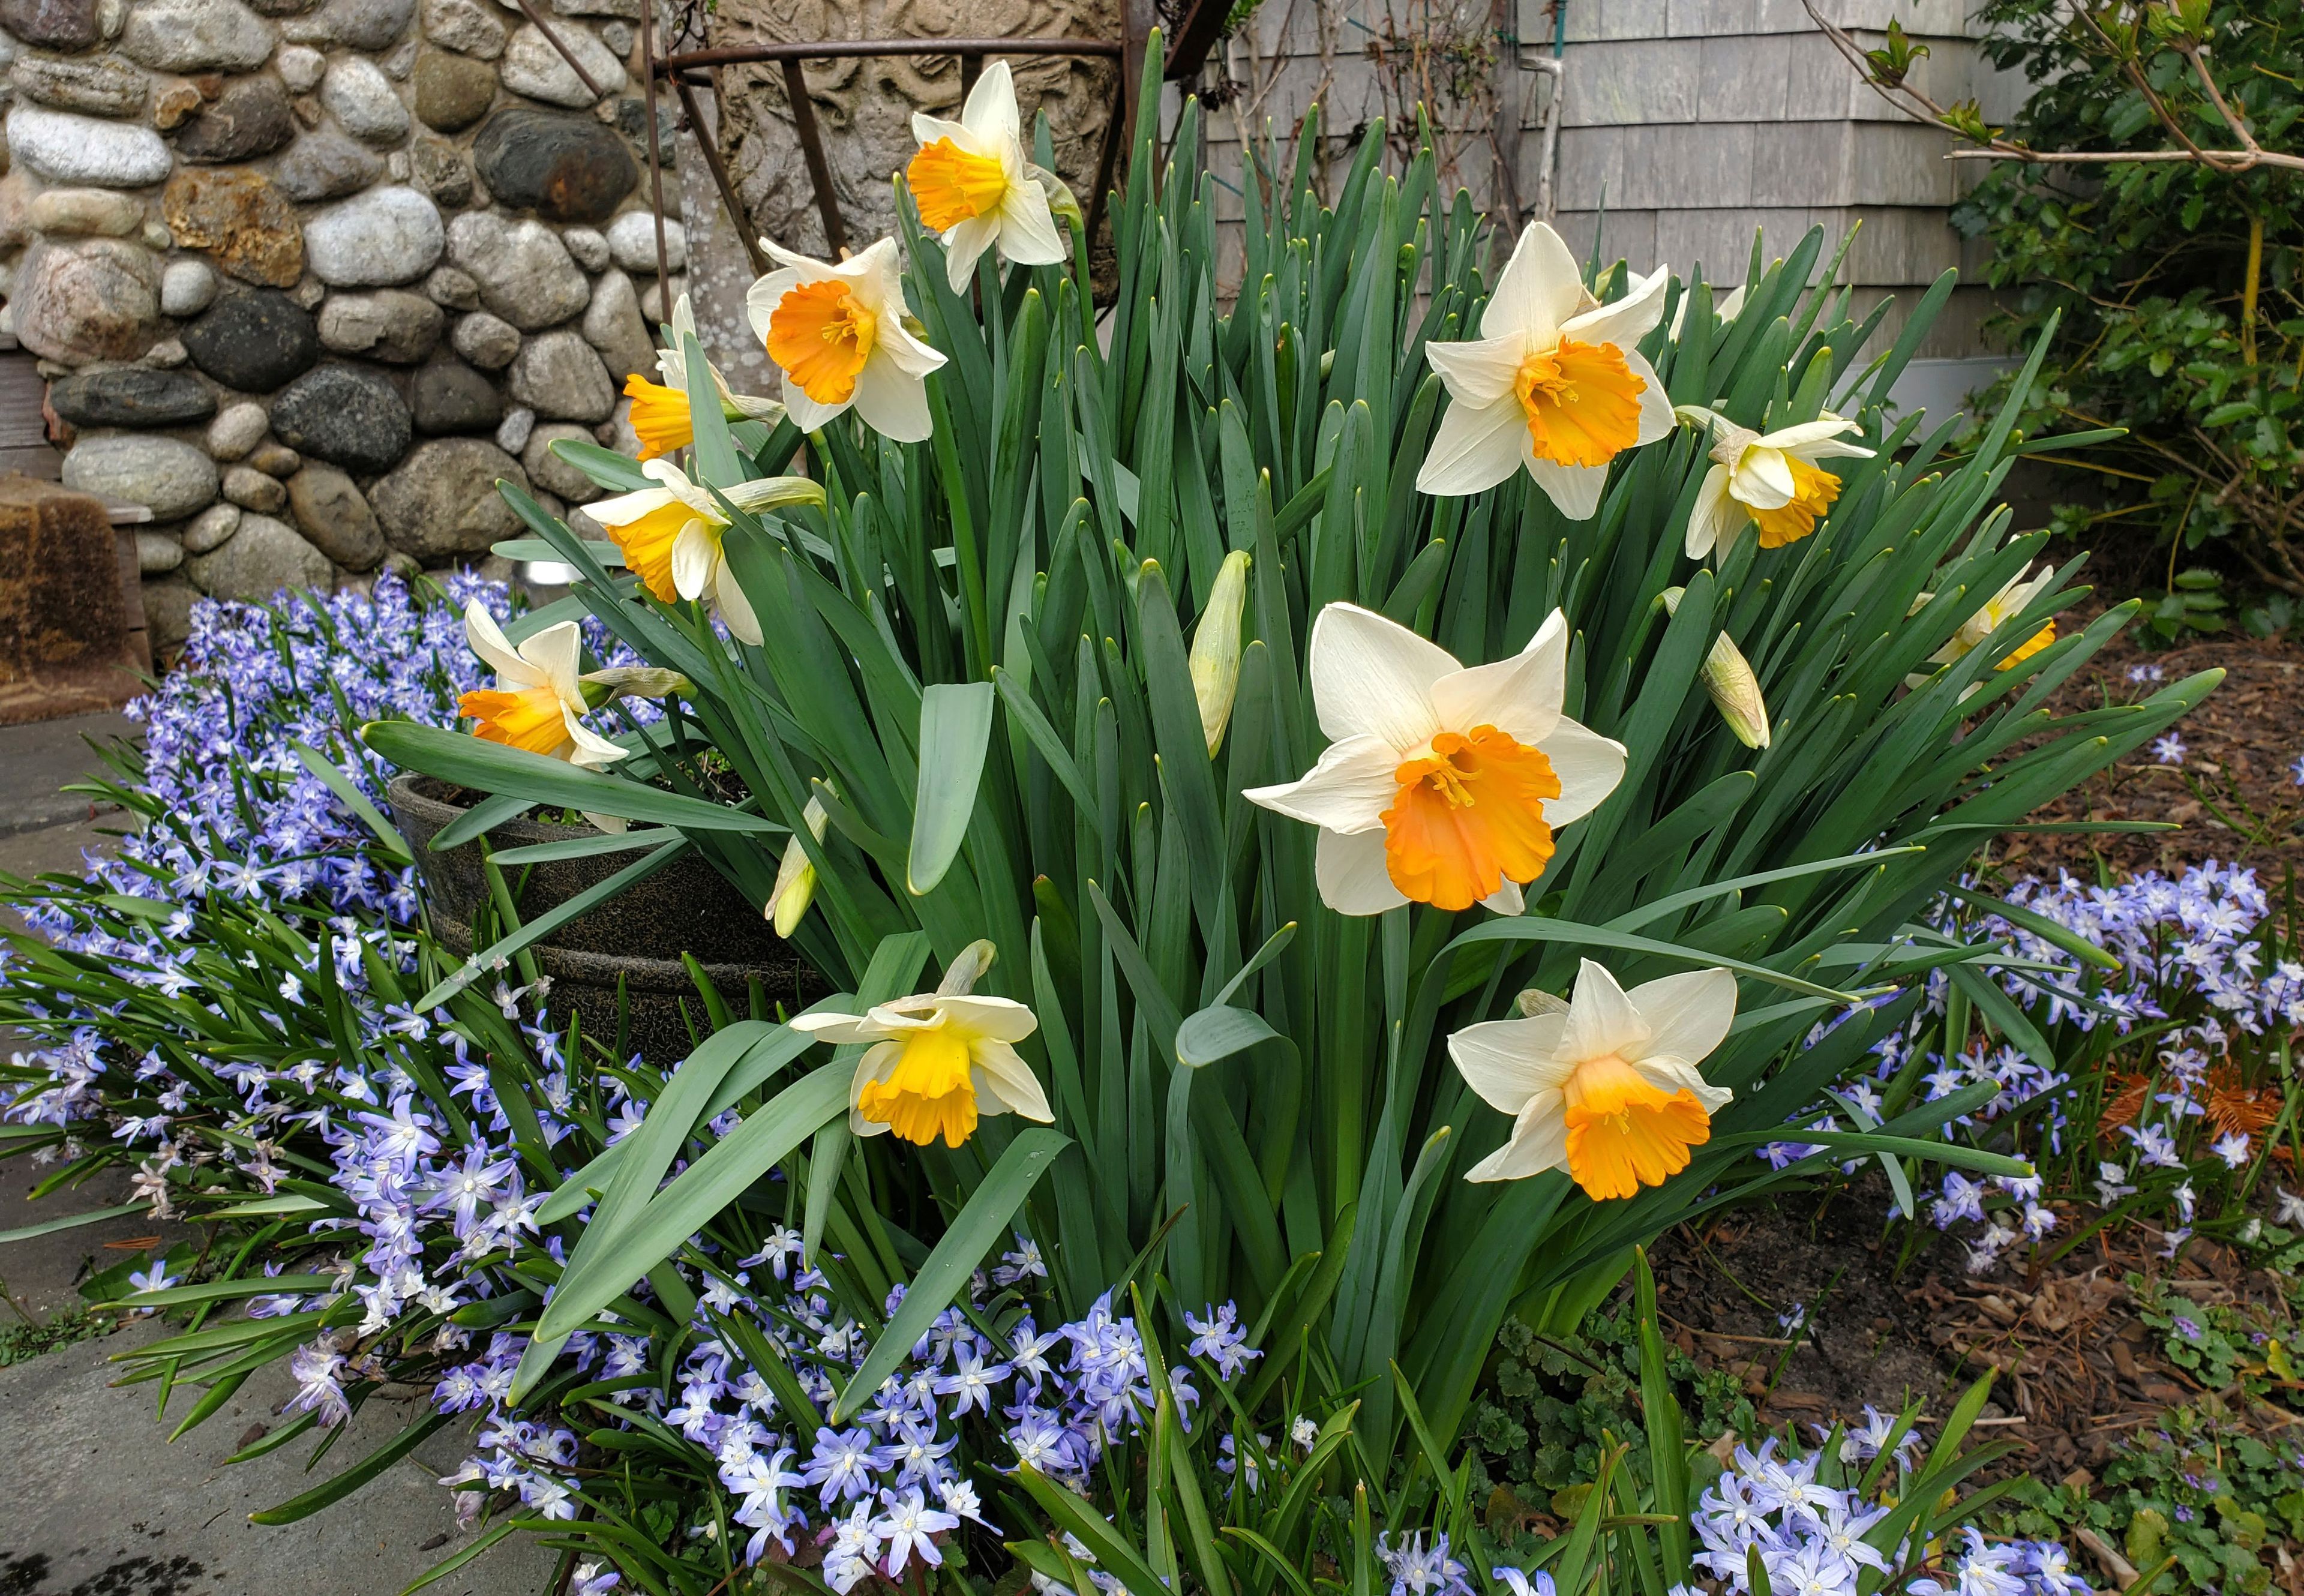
[
  {"x1": 0, "y1": 711, "x2": 137, "y2": 838},
  {"x1": 0, "y1": 1316, "x2": 557, "y2": 1595}
]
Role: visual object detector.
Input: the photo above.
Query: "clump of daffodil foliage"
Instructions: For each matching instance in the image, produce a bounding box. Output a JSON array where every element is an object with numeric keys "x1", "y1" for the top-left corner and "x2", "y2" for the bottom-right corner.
[{"x1": 0, "y1": 28, "x2": 2204, "y2": 1596}]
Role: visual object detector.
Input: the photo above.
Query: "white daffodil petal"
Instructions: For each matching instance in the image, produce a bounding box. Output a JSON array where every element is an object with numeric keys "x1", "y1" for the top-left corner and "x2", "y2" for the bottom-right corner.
[
  {"x1": 1305, "y1": 601, "x2": 1456, "y2": 750},
  {"x1": 520, "y1": 619, "x2": 586, "y2": 702},
  {"x1": 997, "y1": 182, "x2": 1067, "y2": 266},
  {"x1": 1762, "y1": 418, "x2": 1867, "y2": 453},
  {"x1": 942, "y1": 211, "x2": 1000, "y2": 290},
  {"x1": 932, "y1": 994, "x2": 1040, "y2": 1044},
  {"x1": 1526, "y1": 456, "x2": 1609, "y2": 521},
  {"x1": 1481, "y1": 220, "x2": 1582, "y2": 348},
  {"x1": 1481, "y1": 878, "x2": 1526, "y2": 916},
  {"x1": 463, "y1": 599, "x2": 533, "y2": 683},
  {"x1": 852, "y1": 350, "x2": 935, "y2": 444},
  {"x1": 1624, "y1": 349, "x2": 1675, "y2": 444},
  {"x1": 1635, "y1": 1055, "x2": 1735, "y2": 1114},
  {"x1": 1426, "y1": 610, "x2": 1567, "y2": 748},
  {"x1": 713, "y1": 561, "x2": 764, "y2": 646},
  {"x1": 1415, "y1": 394, "x2": 1531, "y2": 498},
  {"x1": 1465, "y1": 1094, "x2": 1569, "y2": 1181},
  {"x1": 1624, "y1": 968, "x2": 1738, "y2": 1073},
  {"x1": 782, "y1": 385, "x2": 850, "y2": 433},
  {"x1": 971, "y1": 1039, "x2": 1054, "y2": 1121},
  {"x1": 1315, "y1": 826, "x2": 1408, "y2": 916},
  {"x1": 670, "y1": 520, "x2": 718, "y2": 602},
  {"x1": 564, "y1": 716, "x2": 628, "y2": 769},
  {"x1": 1447, "y1": 1015, "x2": 1573, "y2": 1111},
  {"x1": 1729, "y1": 447, "x2": 1796, "y2": 509},
  {"x1": 1685, "y1": 466, "x2": 1737, "y2": 560},
  {"x1": 1559, "y1": 263, "x2": 1669, "y2": 350},
  {"x1": 1562, "y1": 958, "x2": 1651, "y2": 1063},
  {"x1": 1241, "y1": 733, "x2": 1400, "y2": 832},
  {"x1": 1539, "y1": 719, "x2": 1628, "y2": 826},
  {"x1": 962, "y1": 59, "x2": 1021, "y2": 144},
  {"x1": 874, "y1": 314, "x2": 949, "y2": 380},
  {"x1": 910, "y1": 112, "x2": 978, "y2": 151},
  {"x1": 1424, "y1": 335, "x2": 1527, "y2": 407}
]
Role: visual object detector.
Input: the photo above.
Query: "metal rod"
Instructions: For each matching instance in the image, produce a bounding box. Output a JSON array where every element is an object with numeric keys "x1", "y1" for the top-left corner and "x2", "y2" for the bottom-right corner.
[
  {"x1": 781, "y1": 56, "x2": 847, "y2": 256},
  {"x1": 654, "y1": 37, "x2": 1120, "y2": 75},
  {"x1": 673, "y1": 73, "x2": 771, "y2": 278},
  {"x1": 1087, "y1": 58, "x2": 1127, "y2": 256},
  {"x1": 959, "y1": 50, "x2": 981, "y2": 100},
  {"x1": 506, "y1": 0, "x2": 605, "y2": 100},
  {"x1": 638, "y1": 0, "x2": 673, "y2": 294}
]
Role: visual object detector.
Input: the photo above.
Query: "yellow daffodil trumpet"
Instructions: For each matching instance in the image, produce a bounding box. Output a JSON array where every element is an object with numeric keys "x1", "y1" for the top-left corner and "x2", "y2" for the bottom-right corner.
[
  {"x1": 620, "y1": 296, "x2": 784, "y2": 462},
  {"x1": 1448, "y1": 958, "x2": 1737, "y2": 1199},
  {"x1": 456, "y1": 601, "x2": 626, "y2": 770},
  {"x1": 1243, "y1": 602, "x2": 1626, "y2": 916},
  {"x1": 788, "y1": 940, "x2": 1051, "y2": 1149},
  {"x1": 586, "y1": 459, "x2": 824, "y2": 646}
]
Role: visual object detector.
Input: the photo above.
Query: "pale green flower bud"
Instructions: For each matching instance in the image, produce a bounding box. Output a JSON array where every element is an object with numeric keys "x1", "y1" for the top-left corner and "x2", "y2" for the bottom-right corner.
[
  {"x1": 1661, "y1": 587, "x2": 1771, "y2": 749},
  {"x1": 1030, "y1": 163, "x2": 1084, "y2": 233},
  {"x1": 1189, "y1": 550, "x2": 1252, "y2": 755},
  {"x1": 581, "y1": 666, "x2": 690, "y2": 707},
  {"x1": 767, "y1": 793, "x2": 830, "y2": 937}
]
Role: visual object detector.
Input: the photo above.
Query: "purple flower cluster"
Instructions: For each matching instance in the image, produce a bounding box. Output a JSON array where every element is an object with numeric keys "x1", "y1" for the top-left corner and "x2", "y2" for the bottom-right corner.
[{"x1": 1694, "y1": 1439, "x2": 2081, "y2": 1596}]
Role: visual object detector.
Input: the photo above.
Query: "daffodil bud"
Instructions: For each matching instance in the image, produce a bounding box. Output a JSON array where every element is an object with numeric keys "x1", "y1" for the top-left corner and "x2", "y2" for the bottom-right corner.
[
  {"x1": 581, "y1": 666, "x2": 690, "y2": 707},
  {"x1": 1031, "y1": 164, "x2": 1084, "y2": 233},
  {"x1": 1660, "y1": 587, "x2": 1771, "y2": 749},
  {"x1": 1189, "y1": 550, "x2": 1252, "y2": 755},
  {"x1": 936, "y1": 938, "x2": 998, "y2": 997},
  {"x1": 767, "y1": 793, "x2": 830, "y2": 937}
]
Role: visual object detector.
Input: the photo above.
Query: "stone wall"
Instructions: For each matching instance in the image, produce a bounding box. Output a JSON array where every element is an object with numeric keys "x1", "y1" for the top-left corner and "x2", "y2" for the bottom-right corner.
[{"x1": 0, "y1": 0, "x2": 696, "y2": 653}]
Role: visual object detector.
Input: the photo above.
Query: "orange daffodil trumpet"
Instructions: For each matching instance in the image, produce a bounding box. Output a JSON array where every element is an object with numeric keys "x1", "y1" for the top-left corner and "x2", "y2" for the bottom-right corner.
[
  {"x1": 789, "y1": 941, "x2": 1051, "y2": 1150},
  {"x1": 1676, "y1": 405, "x2": 1874, "y2": 559},
  {"x1": 587, "y1": 460, "x2": 824, "y2": 646},
  {"x1": 1243, "y1": 602, "x2": 1626, "y2": 916},
  {"x1": 623, "y1": 293, "x2": 785, "y2": 462},
  {"x1": 1449, "y1": 958, "x2": 1736, "y2": 1199},
  {"x1": 1416, "y1": 221, "x2": 1673, "y2": 517},
  {"x1": 747, "y1": 238, "x2": 947, "y2": 442},
  {"x1": 905, "y1": 60, "x2": 1072, "y2": 291}
]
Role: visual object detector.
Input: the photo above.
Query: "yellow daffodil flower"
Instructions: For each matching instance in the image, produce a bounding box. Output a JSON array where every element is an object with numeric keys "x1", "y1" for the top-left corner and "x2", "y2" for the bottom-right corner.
[
  {"x1": 455, "y1": 601, "x2": 626, "y2": 769},
  {"x1": 1242, "y1": 603, "x2": 1625, "y2": 916},
  {"x1": 623, "y1": 293, "x2": 786, "y2": 462},
  {"x1": 789, "y1": 941, "x2": 1050, "y2": 1148},
  {"x1": 1677, "y1": 406, "x2": 1875, "y2": 559},
  {"x1": 1449, "y1": 958, "x2": 1736, "y2": 1198},
  {"x1": 745, "y1": 238, "x2": 947, "y2": 442},
  {"x1": 586, "y1": 460, "x2": 823, "y2": 647},
  {"x1": 1416, "y1": 220, "x2": 1674, "y2": 517},
  {"x1": 1924, "y1": 563, "x2": 2059, "y2": 674},
  {"x1": 905, "y1": 60, "x2": 1070, "y2": 291}
]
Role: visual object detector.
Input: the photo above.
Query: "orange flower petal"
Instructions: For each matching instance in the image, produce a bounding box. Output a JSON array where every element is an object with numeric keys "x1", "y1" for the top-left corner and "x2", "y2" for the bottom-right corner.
[
  {"x1": 1381, "y1": 725, "x2": 1561, "y2": 911},
  {"x1": 1561, "y1": 1054, "x2": 1711, "y2": 1200},
  {"x1": 460, "y1": 685, "x2": 566, "y2": 755},
  {"x1": 1516, "y1": 336, "x2": 1646, "y2": 469}
]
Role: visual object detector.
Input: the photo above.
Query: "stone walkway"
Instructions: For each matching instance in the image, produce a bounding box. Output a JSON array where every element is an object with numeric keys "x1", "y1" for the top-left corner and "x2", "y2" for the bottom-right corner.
[{"x1": 0, "y1": 715, "x2": 554, "y2": 1596}]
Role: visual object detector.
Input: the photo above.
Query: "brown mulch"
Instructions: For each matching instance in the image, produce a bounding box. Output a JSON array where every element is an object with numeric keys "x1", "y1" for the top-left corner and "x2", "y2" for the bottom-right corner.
[
  {"x1": 1648, "y1": 1183, "x2": 2304, "y2": 1498},
  {"x1": 1991, "y1": 607, "x2": 2304, "y2": 884}
]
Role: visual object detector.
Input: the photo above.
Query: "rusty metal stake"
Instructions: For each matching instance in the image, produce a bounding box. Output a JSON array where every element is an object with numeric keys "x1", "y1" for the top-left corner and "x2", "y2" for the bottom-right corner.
[
  {"x1": 959, "y1": 50, "x2": 982, "y2": 100},
  {"x1": 506, "y1": 0, "x2": 605, "y2": 101},
  {"x1": 638, "y1": 0, "x2": 673, "y2": 299},
  {"x1": 671, "y1": 73, "x2": 771, "y2": 278},
  {"x1": 781, "y1": 56, "x2": 847, "y2": 257}
]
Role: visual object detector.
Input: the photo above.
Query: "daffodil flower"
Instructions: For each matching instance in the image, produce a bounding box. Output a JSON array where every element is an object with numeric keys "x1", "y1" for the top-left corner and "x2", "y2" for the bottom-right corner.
[
  {"x1": 1448, "y1": 958, "x2": 1736, "y2": 1198},
  {"x1": 1677, "y1": 406, "x2": 1874, "y2": 559},
  {"x1": 745, "y1": 238, "x2": 947, "y2": 442},
  {"x1": 622, "y1": 293, "x2": 785, "y2": 462},
  {"x1": 1921, "y1": 563, "x2": 2059, "y2": 675},
  {"x1": 788, "y1": 942, "x2": 1049, "y2": 1148},
  {"x1": 905, "y1": 60, "x2": 1070, "y2": 291},
  {"x1": 1415, "y1": 220, "x2": 1674, "y2": 516},
  {"x1": 767, "y1": 791, "x2": 830, "y2": 937},
  {"x1": 1242, "y1": 603, "x2": 1625, "y2": 916},
  {"x1": 586, "y1": 458, "x2": 824, "y2": 646},
  {"x1": 455, "y1": 601, "x2": 626, "y2": 769}
]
